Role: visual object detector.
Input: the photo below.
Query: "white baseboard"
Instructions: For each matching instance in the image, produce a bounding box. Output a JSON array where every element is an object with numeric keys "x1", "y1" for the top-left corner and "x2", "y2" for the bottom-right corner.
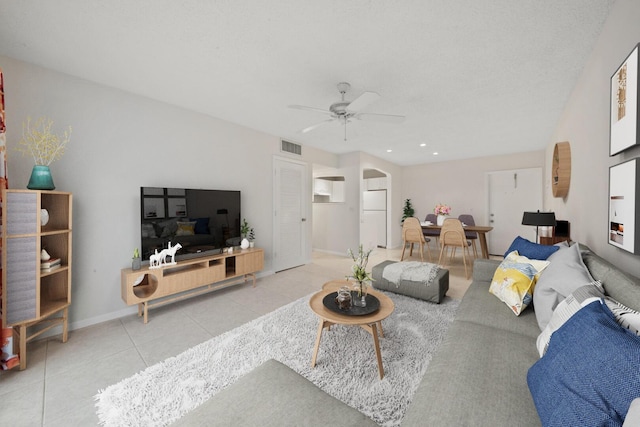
[
  {"x1": 38, "y1": 270, "x2": 278, "y2": 340},
  {"x1": 70, "y1": 306, "x2": 139, "y2": 331},
  {"x1": 312, "y1": 248, "x2": 348, "y2": 257}
]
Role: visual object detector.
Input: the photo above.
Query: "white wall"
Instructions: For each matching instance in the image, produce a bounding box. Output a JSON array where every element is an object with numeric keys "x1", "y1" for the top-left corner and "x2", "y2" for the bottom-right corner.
[
  {"x1": 402, "y1": 150, "x2": 545, "y2": 226},
  {"x1": 546, "y1": 0, "x2": 640, "y2": 277},
  {"x1": 312, "y1": 151, "x2": 404, "y2": 254},
  {"x1": 0, "y1": 56, "x2": 333, "y2": 329}
]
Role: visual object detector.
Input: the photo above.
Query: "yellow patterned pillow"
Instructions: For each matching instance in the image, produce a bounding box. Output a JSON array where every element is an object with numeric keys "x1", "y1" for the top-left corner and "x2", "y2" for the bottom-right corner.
[
  {"x1": 175, "y1": 221, "x2": 196, "y2": 236},
  {"x1": 489, "y1": 251, "x2": 550, "y2": 315}
]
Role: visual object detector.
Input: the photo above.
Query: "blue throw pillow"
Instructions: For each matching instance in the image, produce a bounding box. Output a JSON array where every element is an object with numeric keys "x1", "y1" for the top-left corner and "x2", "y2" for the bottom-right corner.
[
  {"x1": 527, "y1": 301, "x2": 640, "y2": 426},
  {"x1": 192, "y1": 217, "x2": 210, "y2": 234},
  {"x1": 504, "y1": 236, "x2": 559, "y2": 260}
]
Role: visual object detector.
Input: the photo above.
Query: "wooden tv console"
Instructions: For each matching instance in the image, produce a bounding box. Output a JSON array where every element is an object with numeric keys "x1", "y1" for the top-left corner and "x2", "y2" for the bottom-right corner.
[{"x1": 121, "y1": 247, "x2": 264, "y2": 323}]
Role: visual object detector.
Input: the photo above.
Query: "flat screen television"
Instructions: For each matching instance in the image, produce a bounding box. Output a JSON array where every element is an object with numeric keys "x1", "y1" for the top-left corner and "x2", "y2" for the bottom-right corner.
[{"x1": 140, "y1": 187, "x2": 241, "y2": 262}]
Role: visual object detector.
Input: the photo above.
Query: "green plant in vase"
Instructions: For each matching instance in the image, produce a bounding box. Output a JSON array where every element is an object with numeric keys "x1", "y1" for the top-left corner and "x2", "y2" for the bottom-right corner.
[
  {"x1": 240, "y1": 218, "x2": 250, "y2": 237},
  {"x1": 402, "y1": 198, "x2": 415, "y2": 223},
  {"x1": 346, "y1": 244, "x2": 374, "y2": 307},
  {"x1": 240, "y1": 218, "x2": 251, "y2": 249},
  {"x1": 15, "y1": 116, "x2": 72, "y2": 190},
  {"x1": 132, "y1": 248, "x2": 141, "y2": 270}
]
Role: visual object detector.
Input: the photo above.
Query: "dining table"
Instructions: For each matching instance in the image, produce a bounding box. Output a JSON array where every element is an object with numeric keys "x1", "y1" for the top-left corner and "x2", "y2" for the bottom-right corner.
[{"x1": 421, "y1": 223, "x2": 494, "y2": 259}]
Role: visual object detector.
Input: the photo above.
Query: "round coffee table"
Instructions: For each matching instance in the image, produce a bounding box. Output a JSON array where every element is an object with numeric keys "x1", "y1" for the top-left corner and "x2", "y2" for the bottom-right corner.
[{"x1": 309, "y1": 280, "x2": 395, "y2": 379}]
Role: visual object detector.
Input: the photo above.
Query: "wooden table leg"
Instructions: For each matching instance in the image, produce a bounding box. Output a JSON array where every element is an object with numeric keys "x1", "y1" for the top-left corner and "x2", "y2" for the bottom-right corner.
[
  {"x1": 143, "y1": 302, "x2": 149, "y2": 324},
  {"x1": 244, "y1": 273, "x2": 257, "y2": 287},
  {"x1": 311, "y1": 320, "x2": 326, "y2": 368},
  {"x1": 370, "y1": 323, "x2": 384, "y2": 379},
  {"x1": 478, "y1": 233, "x2": 490, "y2": 259}
]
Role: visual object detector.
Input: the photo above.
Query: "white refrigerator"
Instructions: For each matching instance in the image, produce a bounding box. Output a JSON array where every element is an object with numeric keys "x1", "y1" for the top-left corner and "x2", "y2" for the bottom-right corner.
[{"x1": 362, "y1": 190, "x2": 387, "y2": 248}]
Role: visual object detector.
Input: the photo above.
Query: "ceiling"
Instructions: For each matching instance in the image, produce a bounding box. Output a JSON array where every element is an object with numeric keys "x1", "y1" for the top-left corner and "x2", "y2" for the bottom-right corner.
[{"x1": 0, "y1": 1, "x2": 615, "y2": 166}]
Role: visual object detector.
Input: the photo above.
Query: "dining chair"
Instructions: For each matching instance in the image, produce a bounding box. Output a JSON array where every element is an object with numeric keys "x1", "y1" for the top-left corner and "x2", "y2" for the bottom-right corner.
[
  {"x1": 438, "y1": 218, "x2": 472, "y2": 278},
  {"x1": 458, "y1": 214, "x2": 478, "y2": 258},
  {"x1": 423, "y1": 213, "x2": 440, "y2": 247},
  {"x1": 401, "y1": 217, "x2": 432, "y2": 262}
]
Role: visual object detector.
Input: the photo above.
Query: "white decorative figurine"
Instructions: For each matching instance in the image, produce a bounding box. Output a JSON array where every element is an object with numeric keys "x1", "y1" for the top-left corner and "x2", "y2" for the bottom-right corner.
[
  {"x1": 41, "y1": 249, "x2": 51, "y2": 261},
  {"x1": 149, "y1": 242, "x2": 183, "y2": 269},
  {"x1": 40, "y1": 209, "x2": 50, "y2": 226}
]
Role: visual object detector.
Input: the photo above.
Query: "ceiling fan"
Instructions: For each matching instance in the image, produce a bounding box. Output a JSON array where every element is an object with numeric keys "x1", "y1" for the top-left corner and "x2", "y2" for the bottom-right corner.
[{"x1": 288, "y1": 82, "x2": 405, "y2": 141}]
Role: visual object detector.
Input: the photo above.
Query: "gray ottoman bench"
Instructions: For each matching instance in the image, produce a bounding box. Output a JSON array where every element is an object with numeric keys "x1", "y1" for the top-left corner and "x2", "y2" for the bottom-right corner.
[{"x1": 372, "y1": 260, "x2": 449, "y2": 303}]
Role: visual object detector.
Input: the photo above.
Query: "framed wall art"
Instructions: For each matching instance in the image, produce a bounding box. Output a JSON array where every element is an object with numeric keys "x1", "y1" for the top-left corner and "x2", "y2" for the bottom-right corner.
[
  {"x1": 608, "y1": 158, "x2": 640, "y2": 253},
  {"x1": 610, "y1": 43, "x2": 640, "y2": 156},
  {"x1": 167, "y1": 198, "x2": 187, "y2": 217},
  {"x1": 143, "y1": 197, "x2": 165, "y2": 219}
]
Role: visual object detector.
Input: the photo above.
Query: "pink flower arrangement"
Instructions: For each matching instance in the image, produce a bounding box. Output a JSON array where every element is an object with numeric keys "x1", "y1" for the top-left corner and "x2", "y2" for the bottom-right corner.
[{"x1": 434, "y1": 204, "x2": 451, "y2": 216}]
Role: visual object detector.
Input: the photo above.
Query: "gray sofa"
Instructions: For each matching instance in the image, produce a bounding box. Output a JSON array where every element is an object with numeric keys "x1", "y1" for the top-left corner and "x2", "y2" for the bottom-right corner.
[
  {"x1": 403, "y1": 257, "x2": 542, "y2": 425},
  {"x1": 179, "y1": 244, "x2": 640, "y2": 426},
  {"x1": 404, "y1": 244, "x2": 640, "y2": 426}
]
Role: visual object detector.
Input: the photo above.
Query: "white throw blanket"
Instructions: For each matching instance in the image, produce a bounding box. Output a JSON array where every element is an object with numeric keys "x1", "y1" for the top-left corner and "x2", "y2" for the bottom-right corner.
[{"x1": 382, "y1": 261, "x2": 440, "y2": 287}]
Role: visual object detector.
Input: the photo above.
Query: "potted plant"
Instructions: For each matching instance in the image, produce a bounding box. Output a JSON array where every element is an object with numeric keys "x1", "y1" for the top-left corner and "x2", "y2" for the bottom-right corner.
[
  {"x1": 402, "y1": 198, "x2": 415, "y2": 223},
  {"x1": 132, "y1": 248, "x2": 141, "y2": 270},
  {"x1": 15, "y1": 116, "x2": 72, "y2": 190},
  {"x1": 346, "y1": 244, "x2": 374, "y2": 307},
  {"x1": 240, "y1": 218, "x2": 250, "y2": 249}
]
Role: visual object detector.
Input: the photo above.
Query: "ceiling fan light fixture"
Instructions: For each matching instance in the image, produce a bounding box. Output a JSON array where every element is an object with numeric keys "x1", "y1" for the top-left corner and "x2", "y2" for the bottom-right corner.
[
  {"x1": 288, "y1": 81, "x2": 405, "y2": 141},
  {"x1": 336, "y1": 82, "x2": 351, "y2": 95}
]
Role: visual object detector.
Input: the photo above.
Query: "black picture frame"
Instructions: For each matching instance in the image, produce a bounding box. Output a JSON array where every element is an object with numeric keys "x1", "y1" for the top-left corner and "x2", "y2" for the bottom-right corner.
[
  {"x1": 608, "y1": 158, "x2": 640, "y2": 253},
  {"x1": 610, "y1": 43, "x2": 640, "y2": 156}
]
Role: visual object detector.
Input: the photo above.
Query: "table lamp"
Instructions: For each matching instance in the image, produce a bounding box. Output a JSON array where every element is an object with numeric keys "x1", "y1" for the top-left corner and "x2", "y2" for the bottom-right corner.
[
  {"x1": 522, "y1": 210, "x2": 556, "y2": 243},
  {"x1": 216, "y1": 208, "x2": 229, "y2": 227}
]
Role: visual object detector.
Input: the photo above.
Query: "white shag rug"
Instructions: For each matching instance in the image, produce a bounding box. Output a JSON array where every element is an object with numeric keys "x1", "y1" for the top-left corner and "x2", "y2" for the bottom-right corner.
[{"x1": 95, "y1": 292, "x2": 459, "y2": 427}]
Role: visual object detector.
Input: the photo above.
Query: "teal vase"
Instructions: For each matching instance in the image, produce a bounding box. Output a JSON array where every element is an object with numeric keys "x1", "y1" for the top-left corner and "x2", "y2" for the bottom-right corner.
[{"x1": 27, "y1": 165, "x2": 55, "y2": 190}]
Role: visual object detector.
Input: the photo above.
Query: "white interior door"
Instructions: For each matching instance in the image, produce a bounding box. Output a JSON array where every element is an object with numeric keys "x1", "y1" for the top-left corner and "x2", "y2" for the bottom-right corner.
[
  {"x1": 273, "y1": 157, "x2": 308, "y2": 272},
  {"x1": 487, "y1": 168, "x2": 543, "y2": 255}
]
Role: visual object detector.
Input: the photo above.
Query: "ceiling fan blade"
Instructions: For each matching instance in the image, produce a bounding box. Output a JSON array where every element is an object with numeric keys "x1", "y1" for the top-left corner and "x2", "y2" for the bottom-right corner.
[
  {"x1": 356, "y1": 112, "x2": 405, "y2": 123},
  {"x1": 300, "y1": 118, "x2": 335, "y2": 133},
  {"x1": 288, "y1": 105, "x2": 333, "y2": 115},
  {"x1": 346, "y1": 91, "x2": 380, "y2": 112}
]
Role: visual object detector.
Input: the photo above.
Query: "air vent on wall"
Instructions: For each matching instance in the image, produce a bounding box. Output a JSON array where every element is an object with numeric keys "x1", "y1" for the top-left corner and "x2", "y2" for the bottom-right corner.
[{"x1": 281, "y1": 139, "x2": 302, "y2": 156}]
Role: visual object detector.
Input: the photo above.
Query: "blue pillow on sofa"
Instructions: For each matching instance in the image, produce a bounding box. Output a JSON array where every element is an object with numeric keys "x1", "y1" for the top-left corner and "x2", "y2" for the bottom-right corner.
[
  {"x1": 504, "y1": 236, "x2": 559, "y2": 260},
  {"x1": 192, "y1": 217, "x2": 210, "y2": 234},
  {"x1": 527, "y1": 301, "x2": 640, "y2": 426}
]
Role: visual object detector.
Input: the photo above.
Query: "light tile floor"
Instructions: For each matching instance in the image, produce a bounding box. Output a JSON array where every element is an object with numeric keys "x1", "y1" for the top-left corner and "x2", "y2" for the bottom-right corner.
[{"x1": 0, "y1": 246, "x2": 475, "y2": 426}]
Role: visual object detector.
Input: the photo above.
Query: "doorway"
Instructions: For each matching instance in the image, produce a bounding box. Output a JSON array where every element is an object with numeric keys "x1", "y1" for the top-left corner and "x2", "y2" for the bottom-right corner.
[
  {"x1": 273, "y1": 157, "x2": 308, "y2": 272},
  {"x1": 487, "y1": 168, "x2": 543, "y2": 255},
  {"x1": 361, "y1": 168, "x2": 389, "y2": 249}
]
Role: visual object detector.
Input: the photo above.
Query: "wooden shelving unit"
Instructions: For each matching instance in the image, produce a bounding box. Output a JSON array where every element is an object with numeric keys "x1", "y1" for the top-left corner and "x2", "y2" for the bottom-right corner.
[
  {"x1": 1, "y1": 189, "x2": 72, "y2": 370},
  {"x1": 121, "y1": 247, "x2": 264, "y2": 323}
]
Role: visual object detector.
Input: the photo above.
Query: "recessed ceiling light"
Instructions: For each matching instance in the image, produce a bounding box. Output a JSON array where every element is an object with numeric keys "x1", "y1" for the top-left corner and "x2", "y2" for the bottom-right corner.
[
  {"x1": 420, "y1": 143, "x2": 426, "y2": 147},
  {"x1": 386, "y1": 149, "x2": 392, "y2": 153},
  {"x1": 433, "y1": 152, "x2": 439, "y2": 155}
]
